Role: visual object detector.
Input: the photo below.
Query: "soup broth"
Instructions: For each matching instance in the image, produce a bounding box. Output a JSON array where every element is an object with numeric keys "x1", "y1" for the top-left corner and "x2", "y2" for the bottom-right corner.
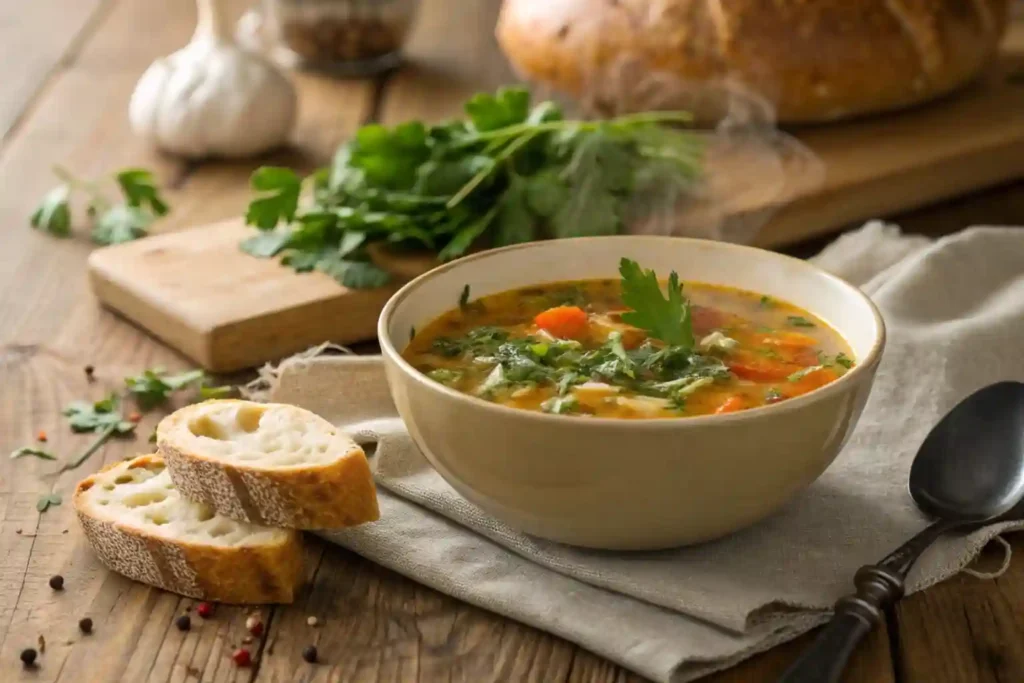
[{"x1": 403, "y1": 270, "x2": 854, "y2": 419}]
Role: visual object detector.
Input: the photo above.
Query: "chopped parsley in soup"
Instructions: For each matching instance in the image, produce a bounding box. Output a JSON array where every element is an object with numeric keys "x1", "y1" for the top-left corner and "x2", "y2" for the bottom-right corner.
[{"x1": 402, "y1": 259, "x2": 855, "y2": 419}]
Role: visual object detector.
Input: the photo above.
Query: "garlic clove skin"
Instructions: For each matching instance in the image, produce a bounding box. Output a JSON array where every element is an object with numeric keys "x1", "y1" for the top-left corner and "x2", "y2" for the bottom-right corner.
[{"x1": 129, "y1": 1, "x2": 297, "y2": 160}]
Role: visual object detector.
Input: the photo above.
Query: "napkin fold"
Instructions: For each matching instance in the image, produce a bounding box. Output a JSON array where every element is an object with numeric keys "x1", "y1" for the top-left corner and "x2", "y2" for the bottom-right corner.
[{"x1": 266, "y1": 223, "x2": 1024, "y2": 682}]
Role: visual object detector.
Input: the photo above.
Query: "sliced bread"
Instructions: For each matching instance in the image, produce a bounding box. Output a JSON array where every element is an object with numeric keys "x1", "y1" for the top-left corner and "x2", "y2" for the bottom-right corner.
[
  {"x1": 156, "y1": 399, "x2": 379, "y2": 529},
  {"x1": 74, "y1": 454, "x2": 303, "y2": 604}
]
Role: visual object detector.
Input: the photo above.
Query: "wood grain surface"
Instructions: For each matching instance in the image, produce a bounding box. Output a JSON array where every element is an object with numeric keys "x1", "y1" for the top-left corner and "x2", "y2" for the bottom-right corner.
[{"x1": 1, "y1": 1, "x2": 1022, "y2": 682}]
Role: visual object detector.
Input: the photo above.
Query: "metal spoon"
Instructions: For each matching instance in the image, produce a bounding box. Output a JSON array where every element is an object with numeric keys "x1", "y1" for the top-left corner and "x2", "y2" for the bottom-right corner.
[{"x1": 778, "y1": 381, "x2": 1024, "y2": 683}]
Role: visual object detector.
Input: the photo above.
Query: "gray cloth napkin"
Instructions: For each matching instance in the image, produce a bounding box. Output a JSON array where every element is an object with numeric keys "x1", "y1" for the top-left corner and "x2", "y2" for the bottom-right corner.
[{"x1": 265, "y1": 223, "x2": 1024, "y2": 682}]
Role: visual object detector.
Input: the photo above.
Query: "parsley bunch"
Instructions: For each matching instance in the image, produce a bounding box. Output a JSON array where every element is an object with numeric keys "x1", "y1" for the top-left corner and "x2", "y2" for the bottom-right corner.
[
  {"x1": 30, "y1": 166, "x2": 169, "y2": 244},
  {"x1": 241, "y1": 87, "x2": 701, "y2": 289}
]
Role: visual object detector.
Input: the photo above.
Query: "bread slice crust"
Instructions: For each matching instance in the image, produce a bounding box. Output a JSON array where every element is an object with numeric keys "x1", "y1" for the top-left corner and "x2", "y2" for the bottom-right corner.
[
  {"x1": 157, "y1": 399, "x2": 380, "y2": 530},
  {"x1": 74, "y1": 454, "x2": 303, "y2": 604}
]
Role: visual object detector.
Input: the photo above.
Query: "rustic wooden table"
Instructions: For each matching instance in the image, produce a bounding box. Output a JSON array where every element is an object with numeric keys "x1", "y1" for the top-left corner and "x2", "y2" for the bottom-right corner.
[{"x1": 3, "y1": 1, "x2": 1024, "y2": 682}]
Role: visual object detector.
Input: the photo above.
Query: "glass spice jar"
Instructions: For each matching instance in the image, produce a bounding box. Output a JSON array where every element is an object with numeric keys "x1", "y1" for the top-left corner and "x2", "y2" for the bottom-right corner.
[{"x1": 258, "y1": 0, "x2": 421, "y2": 75}]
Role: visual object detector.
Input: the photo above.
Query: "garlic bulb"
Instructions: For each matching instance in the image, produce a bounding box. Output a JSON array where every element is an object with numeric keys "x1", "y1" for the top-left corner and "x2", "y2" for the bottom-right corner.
[{"x1": 129, "y1": 0, "x2": 297, "y2": 159}]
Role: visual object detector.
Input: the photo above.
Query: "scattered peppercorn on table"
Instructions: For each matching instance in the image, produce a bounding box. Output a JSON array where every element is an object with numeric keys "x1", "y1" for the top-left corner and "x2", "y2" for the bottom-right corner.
[{"x1": 3, "y1": 1, "x2": 1024, "y2": 682}]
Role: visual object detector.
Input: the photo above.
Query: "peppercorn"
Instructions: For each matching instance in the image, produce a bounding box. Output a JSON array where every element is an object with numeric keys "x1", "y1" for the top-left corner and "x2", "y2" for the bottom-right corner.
[
  {"x1": 301, "y1": 645, "x2": 318, "y2": 664},
  {"x1": 48, "y1": 575, "x2": 64, "y2": 590},
  {"x1": 20, "y1": 648, "x2": 37, "y2": 667},
  {"x1": 196, "y1": 602, "x2": 214, "y2": 618},
  {"x1": 84, "y1": 365, "x2": 95, "y2": 381},
  {"x1": 78, "y1": 617, "x2": 93, "y2": 634},
  {"x1": 175, "y1": 615, "x2": 191, "y2": 631},
  {"x1": 245, "y1": 615, "x2": 263, "y2": 637},
  {"x1": 231, "y1": 648, "x2": 252, "y2": 667}
]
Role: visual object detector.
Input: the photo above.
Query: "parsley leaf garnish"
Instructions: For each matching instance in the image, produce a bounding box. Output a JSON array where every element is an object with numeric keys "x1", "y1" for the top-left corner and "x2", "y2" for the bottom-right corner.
[
  {"x1": 125, "y1": 368, "x2": 206, "y2": 410},
  {"x1": 63, "y1": 394, "x2": 136, "y2": 434},
  {"x1": 618, "y1": 258, "x2": 694, "y2": 348},
  {"x1": 246, "y1": 167, "x2": 302, "y2": 230},
  {"x1": 36, "y1": 493, "x2": 62, "y2": 513},
  {"x1": 30, "y1": 186, "x2": 72, "y2": 236},
  {"x1": 30, "y1": 166, "x2": 170, "y2": 244},
  {"x1": 92, "y1": 205, "x2": 153, "y2": 245},
  {"x1": 116, "y1": 169, "x2": 170, "y2": 216},
  {"x1": 786, "y1": 316, "x2": 816, "y2": 328},
  {"x1": 124, "y1": 368, "x2": 232, "y2": 409}
]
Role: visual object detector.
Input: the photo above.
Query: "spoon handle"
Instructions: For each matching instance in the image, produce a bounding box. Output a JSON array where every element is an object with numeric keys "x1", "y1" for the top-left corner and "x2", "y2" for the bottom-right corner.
[
  {"x1": 776, "y1": 564, "x2": 903, "y2": 683},
  {"x1": 777, "y1": 519, "x2": 958, "y2": 683}
]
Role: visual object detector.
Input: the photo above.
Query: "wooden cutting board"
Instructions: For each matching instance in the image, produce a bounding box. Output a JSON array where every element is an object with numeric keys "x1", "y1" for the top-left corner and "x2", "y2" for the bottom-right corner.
[{"x1": 89, "y1": 29, "x2": 1024, "y2": 372}]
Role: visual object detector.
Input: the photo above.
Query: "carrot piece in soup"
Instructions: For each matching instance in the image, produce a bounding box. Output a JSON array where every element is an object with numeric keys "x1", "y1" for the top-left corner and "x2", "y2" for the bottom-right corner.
[
  {"x1": 715, "y1": 396, "x2": 746, "y2": 414},
  {"x1": 727, "y1": 355, "x2": 796, "y2": 382},
  {"x1": 534, "y1": 306, "x2": 589, "y2": 339}
]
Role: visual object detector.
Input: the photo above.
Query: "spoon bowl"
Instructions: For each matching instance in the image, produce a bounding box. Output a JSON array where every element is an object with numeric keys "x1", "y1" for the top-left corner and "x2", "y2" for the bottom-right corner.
[{"x1": 910, "y1": 381, "x2": 1024, "y2": 522}]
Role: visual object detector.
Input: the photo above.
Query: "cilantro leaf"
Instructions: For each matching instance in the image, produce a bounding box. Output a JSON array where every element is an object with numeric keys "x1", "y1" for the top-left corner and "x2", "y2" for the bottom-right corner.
[
  {"x1": 36, "y1": 493, "x2": 62, "y2": 513},
  {"x1": 115, "y1": 169, "x2": 169, "y2": 216},
  {"x1": 465, "y1": 87, "x2": 531, "y2": 132},
  {"x1": 240, "y1": 230, "x2": 292, "y2": 258},
  {"x1": 30, "y1": 185, "x2": 72, "y2": 236},
  {"x1": 92, "y1": 205, "x2": 152, "y2": 244},
  {"x1": 492, "y1": 176, "x2": 536, "y2": 247},
  {"x1": 246, "y1": 167, "x2": 302, "y2": 230},
  {"x1": 523, "y1": 170, "x2": 569, "y2": 218},
  {"x1": 349, "y1": 122, "x2": 431, "y2": 191},
  {"x1": 125, "y1": 368, "x2": 206, "y2": 409},
  {"x1": 315, "y1": 252, "x2": 391, "y2": 289},
  {"x1": 786, "y1": 316, "x2": 816, "y2": 328},
  {"x1": 10, "y1": 447, "x2": 57, "y2": 461},
  {"x1": 63, "y1": 394, "x2": 135, "y2": 434},
  {"x1": 618, "y1": 258, "x2": 694, "y2": 348}
]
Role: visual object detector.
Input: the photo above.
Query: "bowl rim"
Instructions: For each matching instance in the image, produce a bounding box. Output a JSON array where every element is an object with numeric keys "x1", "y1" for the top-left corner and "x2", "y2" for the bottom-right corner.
[{"x1": 378, "y1": 236, "x2": 886, "y2": 428}]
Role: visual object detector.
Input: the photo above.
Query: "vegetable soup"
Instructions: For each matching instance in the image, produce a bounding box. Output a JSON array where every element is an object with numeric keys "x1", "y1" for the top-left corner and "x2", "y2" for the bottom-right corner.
[{"x1": 403, "y1": 259, "x2": 855, "y2": 419}]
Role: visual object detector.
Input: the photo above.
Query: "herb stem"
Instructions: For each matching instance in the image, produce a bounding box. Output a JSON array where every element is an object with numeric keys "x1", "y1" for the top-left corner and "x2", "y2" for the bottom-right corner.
[
  {"x1": 446, "y1": 130, "x2": 541, "y2": 209},
  {"x1": 59, "y1": 424, "x2": 116, "y2": 474},
  {"x1": 454, "y1": 111, "x2": 694, "y2": 147},
  {"x1": 52, "y1": 164, "x2": 110, "y2": 210}
]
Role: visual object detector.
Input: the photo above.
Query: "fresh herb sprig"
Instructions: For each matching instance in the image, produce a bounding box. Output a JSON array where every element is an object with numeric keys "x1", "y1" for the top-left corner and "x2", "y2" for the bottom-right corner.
[
  {"x1": 13, "y1": 366, "x2": 233, "y2": 513},
  {"x1": 241, "y1": 87, "x2": 701, "y2": 289},
  {"x1": 30, "y1": 166, "x2": 169, "y2": 244}
]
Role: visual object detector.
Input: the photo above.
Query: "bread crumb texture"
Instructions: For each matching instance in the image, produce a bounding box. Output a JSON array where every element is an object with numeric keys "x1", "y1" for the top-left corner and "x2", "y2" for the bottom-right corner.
[
  {"x1": 74, "y1": 455, "x2": 303, "y2": 603},
  {"x1": 157, "y1": 400, "x2": 380, "y2": 529}
]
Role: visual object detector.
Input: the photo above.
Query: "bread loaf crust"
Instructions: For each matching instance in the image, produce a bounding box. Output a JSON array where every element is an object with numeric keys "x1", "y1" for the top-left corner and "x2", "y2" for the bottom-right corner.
[
  {"x1": 74, "y1": 455, "x2": 303, "y2": 604},
  {"x1": 496, "y1": 0, "x2": 1010, "y2": 122},
  {"x1": 157, "y1": 400, "x2": 381, "y2": 530}
]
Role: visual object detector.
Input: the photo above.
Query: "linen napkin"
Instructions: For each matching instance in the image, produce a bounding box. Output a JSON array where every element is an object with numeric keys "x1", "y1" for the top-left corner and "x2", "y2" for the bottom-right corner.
[{"x1": 264, "y1": 222, "x2": 1024, "y2": 682}]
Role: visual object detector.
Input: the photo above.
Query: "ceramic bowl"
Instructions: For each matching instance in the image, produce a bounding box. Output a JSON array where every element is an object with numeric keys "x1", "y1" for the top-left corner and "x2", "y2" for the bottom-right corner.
[{"x1": 378, "y1": 236, "x2": 885, "y2": 550}]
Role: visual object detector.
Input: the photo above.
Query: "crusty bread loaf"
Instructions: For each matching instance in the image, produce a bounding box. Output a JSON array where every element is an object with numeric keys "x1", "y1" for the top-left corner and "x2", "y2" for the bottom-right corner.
[
  {"x1": 496, "y1": 0, "x2": 1011, "y2": 123},
  {"x1": 157, "y1": 400, "x2": 379, "y2": 529},
  {"x1": 74, "y1": 455, "x2": 303, "y2": 604}
]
